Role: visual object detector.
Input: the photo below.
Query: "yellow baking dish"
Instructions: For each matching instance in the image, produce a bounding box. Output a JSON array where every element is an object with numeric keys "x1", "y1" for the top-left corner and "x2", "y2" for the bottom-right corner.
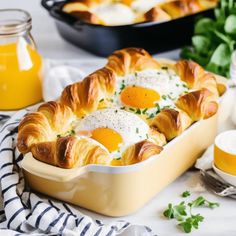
[
  {"x1": 22, "y1": 111, "x2": 218, "y2": 217},
  {"x1": 20, "y1": 58, "x2": 228, "y2": 217}
]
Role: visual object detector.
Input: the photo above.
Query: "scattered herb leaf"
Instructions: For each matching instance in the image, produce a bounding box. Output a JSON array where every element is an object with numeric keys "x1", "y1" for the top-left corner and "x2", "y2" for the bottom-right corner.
[{"x1": 182, "y1": 191, "x2": 191, "y2": 198}]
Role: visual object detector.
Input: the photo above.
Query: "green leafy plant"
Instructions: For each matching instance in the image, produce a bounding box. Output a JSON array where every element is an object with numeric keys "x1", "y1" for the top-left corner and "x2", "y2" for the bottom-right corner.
[
  {"x1": 181, "y1": 0, "x2": 236, "y2": 77},
  {"x1": 163, "y1": 192, "x2": 219, "y2": 233}
]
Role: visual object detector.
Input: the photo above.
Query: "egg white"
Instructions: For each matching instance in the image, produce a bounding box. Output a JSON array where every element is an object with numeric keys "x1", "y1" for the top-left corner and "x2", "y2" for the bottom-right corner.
[
  {"x1": 91, "y1": 3, "x2": 135, "y2": 25},
  {"x1": 131, "y1": 0, "x2": 166, "y2": 13}
]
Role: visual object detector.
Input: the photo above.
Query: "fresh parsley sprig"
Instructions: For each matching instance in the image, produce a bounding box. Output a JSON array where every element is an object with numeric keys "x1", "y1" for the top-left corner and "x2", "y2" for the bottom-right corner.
[{"x1": 163, "y1": 192, "x2": 220, "y2": 233}]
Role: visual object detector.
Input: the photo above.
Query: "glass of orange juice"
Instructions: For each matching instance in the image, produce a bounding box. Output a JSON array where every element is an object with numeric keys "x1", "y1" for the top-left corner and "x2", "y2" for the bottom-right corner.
[{"x1": 0, "y1": 9, "x2": 42, "y2": 110}]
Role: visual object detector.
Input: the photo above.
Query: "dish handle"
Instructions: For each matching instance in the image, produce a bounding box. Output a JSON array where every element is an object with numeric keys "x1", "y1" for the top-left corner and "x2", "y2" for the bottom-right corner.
[
  {"x1": 41, "y1": 0, "x2": 65, "y2": 11},
  {"x1": 21, "y1": 153, "x2": 89, "y2": 182}
]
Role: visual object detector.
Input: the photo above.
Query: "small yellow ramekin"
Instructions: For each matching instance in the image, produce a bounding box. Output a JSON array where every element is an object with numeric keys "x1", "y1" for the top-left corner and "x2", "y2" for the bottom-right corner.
[{"x1": 214, "y1": 130, "x2": 236, "y2": 175}]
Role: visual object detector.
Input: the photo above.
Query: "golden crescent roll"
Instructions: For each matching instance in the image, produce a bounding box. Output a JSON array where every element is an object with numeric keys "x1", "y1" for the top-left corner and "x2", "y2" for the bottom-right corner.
[
  {"x1": 148, "y1": 128, "x2": 167, "y2": 147},
  {"x1": 175, "y1": 60, "x2": 219, "y2": 97},
  {"x1": 175, "y1": 60, "x2": 205, "y2": 87},
  {"x1": 60, "y1": 67, "x2": 116, "y2": 117},
  {"x1": 31, "y1": 136, "x2": 110, "y2": 169},
  {"x1": 121, "y1": 141, "x2": 163, "y2": 165},
  {"x1": 106, "y1": 48, "x2": 160, "y2": 76},
  {"x1": 150, "y1": 109, "x2": 192, "y2": 141},
  {"x1": 144, "y1": 6, "x2": 171, "y2": 22},
  {"x1": 62, "y1": 1, "x2": 104, "y2": 24},
  {"x1": 161, "y1": 0, "x2": 204, "y2": 19},
  {"x1": 176, "y1": 88, "x2": 218, "y2": 121}
]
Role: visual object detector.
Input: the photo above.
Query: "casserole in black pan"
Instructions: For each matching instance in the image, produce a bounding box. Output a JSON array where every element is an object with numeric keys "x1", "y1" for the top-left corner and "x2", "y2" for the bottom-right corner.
[{"x1": 41, "y1": 0, "x2": 215, "y2": 56}]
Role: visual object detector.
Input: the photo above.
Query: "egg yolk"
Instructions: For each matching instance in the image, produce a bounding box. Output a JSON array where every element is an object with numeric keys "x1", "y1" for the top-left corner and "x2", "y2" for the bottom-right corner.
[
  {"x1": 91, "y1": 127, "x2": 123, "y2": 152},
  {"x1": 120, "y1": 86, "x2": 160, "y2": 108}
]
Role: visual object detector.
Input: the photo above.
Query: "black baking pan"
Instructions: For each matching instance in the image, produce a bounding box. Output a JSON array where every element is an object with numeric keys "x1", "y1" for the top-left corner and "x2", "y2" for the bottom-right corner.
[{"x1": 41, "y1": 0, "x2": 215, "y2": 57}]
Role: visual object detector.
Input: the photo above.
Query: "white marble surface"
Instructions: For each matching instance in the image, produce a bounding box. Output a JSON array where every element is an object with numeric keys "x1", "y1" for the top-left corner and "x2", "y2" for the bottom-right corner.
[{"x1": 1, "y1": 0, "x2": 236, "y2": 235}]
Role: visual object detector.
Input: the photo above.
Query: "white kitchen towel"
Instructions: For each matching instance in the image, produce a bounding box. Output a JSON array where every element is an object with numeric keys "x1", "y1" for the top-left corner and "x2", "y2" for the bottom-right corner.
[
  {"x1": 0, "y1": 111, "x2": 157, "y2": 236},
  {"x1": 42, "y1": 59, "x2": 106, "y2": 102}
]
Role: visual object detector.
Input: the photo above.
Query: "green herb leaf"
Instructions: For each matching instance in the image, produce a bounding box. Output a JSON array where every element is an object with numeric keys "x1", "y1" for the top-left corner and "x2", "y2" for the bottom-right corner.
[
  {"x1": 194, "y1": 18, "x2": 215, "y2": 35},
  {"x1": 208, "y1": 202, "x2": 220, "y2": 209},
  {"x1": 142, "y1": 108, "x2": 148, "y2": 114},
  {"x1": 209, "y1": 43, "x2": 231, "y2": 67},
  {"x1": 182, "y1": 191, "x2": 191, "y2": 198},
  {"x1": 192, "y1": 35, "x2": 210, "y2": 53},
  {"x1": 147, "y1": 113, "x2": 155, "y2": 119},
  {"x1": 189, "y1": 196, "x2": 205, "y2": 208},
  {"x1": 161, "y1": 66, "x2": 168, "y2": 70},
  {"x1": 162, "y1": 95, "x2": 167, "y2": 100},
  {"x1": 173, "y1": 202, "x2": 187, "y2": 221},
  {"x1": 135, "y1": 108, "x2": 141, "y2": 114},
  {"x1": 179, "y1": 220, "x2": 192, "y2": 233},
  {"x1": 163, "y1": 203, "x2": 174, "y2": 219},
  {"x1": 224, "y1": 14, "x2": 236, "y2": 34}
]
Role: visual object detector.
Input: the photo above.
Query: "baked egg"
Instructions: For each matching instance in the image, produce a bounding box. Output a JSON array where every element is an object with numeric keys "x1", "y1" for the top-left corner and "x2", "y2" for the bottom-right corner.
[
  {"x1": 74, "y1": 108, "x2": 150, "y2": 158},
  {"x1": 110, "y1": 67, "x2": 189, "y2": 120}
]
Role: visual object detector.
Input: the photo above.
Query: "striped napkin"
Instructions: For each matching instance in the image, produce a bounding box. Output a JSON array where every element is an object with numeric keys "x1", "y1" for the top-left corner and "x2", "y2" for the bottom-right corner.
[{"x1": 0, "y1": 110, "x2": 157, "y2": 236}]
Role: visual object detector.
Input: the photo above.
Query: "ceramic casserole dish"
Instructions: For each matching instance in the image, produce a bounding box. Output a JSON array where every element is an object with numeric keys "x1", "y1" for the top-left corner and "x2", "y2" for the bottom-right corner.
[{"x1": 18, "y1": 48, "x2": 228, "y2": 216}]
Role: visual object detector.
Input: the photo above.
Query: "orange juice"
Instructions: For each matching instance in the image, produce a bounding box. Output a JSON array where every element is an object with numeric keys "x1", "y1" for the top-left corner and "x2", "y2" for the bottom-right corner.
[{"x1": 0, "y1": 42, "x2": 42, "y2": 110}]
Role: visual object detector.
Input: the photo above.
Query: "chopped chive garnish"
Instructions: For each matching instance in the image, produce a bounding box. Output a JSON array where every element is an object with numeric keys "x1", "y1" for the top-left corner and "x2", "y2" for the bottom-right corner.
[
  {"x1": 161, "y1": 66, "x2": 168, "y2": 70},
  {"x1": 155, "y1": 103, "x2": 160, "y2": 113},
  {"x1": 147, "y1": 113, "x2": 155, "y2": 119},
  {"x1": 129, "y1": 108, "x2": 135, "y2": 111},
  {"x1": 163, "y1": 105, "x2": 171, "y2": 110},
  {"x1": 99, "y1": 98, "x2": 104, "y2": 102},
  {"x1": 120, "y1": 84, "x2": 125, "y2": 90},
  {"x1": 136, "y1": 108, "x2": 141, "y2": 114},
  {"x1": 162, "y1": 95, "x2": 167, "y2": 100},
  {"x1": 70, "y1": 130, "x2": 75, "y2": 135},
  {"x1": 142, "y1": 108, "x2": 148, "y2": 114},
  {"x1": 136, "y1": 128, "x2": 139, "y2": 133}
]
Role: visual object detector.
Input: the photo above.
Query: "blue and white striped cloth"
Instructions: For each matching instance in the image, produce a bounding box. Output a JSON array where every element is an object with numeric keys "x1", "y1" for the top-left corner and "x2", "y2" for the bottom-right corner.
[{"x1": 0, "y1": 110, "x2": 157, "y2": 236}]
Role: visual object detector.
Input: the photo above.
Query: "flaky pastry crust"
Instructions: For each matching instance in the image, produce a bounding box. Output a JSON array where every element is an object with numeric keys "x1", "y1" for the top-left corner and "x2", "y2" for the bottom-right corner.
[
  {"x1": 106, "y1": 48, "x2": 160, "y2": 76},
  {"x1": 121, "y1": 141, "x2": 163, "y2": 165},
  {"x1": 176, "y1": 88, "x2": 218, "y2": 121},
  {"x1": 150, "y1": 109, "x2": 192, "y2": 141}
]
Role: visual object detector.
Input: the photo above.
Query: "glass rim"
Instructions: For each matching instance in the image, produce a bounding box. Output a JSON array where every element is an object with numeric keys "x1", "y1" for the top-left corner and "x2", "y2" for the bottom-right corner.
[{"x1": 0, "y1": 9, "x2": 32, "y2": 36}]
